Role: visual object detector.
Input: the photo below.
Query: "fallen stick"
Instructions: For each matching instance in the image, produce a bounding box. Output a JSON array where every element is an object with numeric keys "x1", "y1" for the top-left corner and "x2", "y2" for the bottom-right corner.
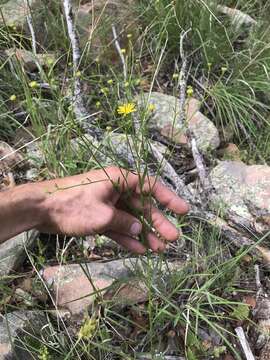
[
  {"x1": 62, "y1": 0, "x2": 100, "y2": 137},
  {"x1": 177, "y1": 31, "x2": 211, "y2": 199},
  {"x1": 112, "y1": 24, "x2": 127, "y2": 82},
  {"x1": 26, "y1": 14, "x2": 37, "y2": 56},
  {"x1": 235, "y1": 326, "x2": 255, "y2": 360}
]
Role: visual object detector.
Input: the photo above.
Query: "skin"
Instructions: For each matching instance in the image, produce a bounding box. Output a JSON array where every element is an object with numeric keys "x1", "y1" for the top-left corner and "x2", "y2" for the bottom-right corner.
[{"x1": 0, "y1": 166, "x2": 189, "y2": 254}]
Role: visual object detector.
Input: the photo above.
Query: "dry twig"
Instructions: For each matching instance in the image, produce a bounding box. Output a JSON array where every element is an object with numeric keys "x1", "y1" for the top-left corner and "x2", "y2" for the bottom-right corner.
[
  {"x1": 112, "y1": 24, "x2": 127, "y2": 82},
  {"x1": 26, "y1": 14, "x2": 37, "y2": 56},
  {"x1": 63, "y1": 0, "x2": 100, "y2": 136},
  {"x1": 178, "y1": 31, "x2": 211, "y2": 198},
  {"x1": 235, "y1": 326, "x2": 256, "y2": 360}
]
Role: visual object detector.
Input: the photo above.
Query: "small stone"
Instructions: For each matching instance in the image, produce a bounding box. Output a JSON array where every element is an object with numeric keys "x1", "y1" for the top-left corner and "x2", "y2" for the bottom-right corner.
[
  {"x1": 0, "y1": 230, "x2": 38, "y2": 276},
  {"x1": 0, "y1": 0, "x2": 43, "y2": 30},
  {"x1": 14, "y1": 288, "x2": 35, "y2": 307},
  {"x1": 26, "y1": 141, "x2": 44, "y2": 169},
  {"x1": 259, "y1": 341, "x2": 270, "y2": 360},
  {"x1": 217, "y1": 5, "x2": 257, "y2": 28},
  {"x1": 5, "y1": 48, "x2": 57, "y2": 72},
  {"x1": 0, "y1": 141, "x2": 24, "y2": 172},
  {"x1": 0, "y1": 311, "x2": 46, "y2": 360}
]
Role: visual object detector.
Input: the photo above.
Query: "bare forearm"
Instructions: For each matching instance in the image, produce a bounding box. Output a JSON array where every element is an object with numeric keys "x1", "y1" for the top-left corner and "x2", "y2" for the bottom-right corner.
[{"x1": 0, "y1": 184, "x2": 46, "y2": 244}]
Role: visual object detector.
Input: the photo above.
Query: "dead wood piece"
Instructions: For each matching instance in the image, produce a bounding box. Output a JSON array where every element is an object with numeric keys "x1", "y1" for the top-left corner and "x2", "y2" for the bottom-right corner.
[
  {"x1": 112, "y1": 24, "x2": 127, "y2": 82},
  {"x1": 217, "y1": 5, "x2": 257, "y2": 27},
  {"x1": 63, "y1": 0, "x2": 100, "y2": 137},
  {"x1": 235, "y1": 326, "x2": 255, "y2": 360}
]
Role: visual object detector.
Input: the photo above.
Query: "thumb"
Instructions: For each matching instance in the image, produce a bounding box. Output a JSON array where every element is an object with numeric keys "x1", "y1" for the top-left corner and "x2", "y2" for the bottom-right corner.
[{"x1": 108, "y1": 209, "x2": 142, "y2": 236}]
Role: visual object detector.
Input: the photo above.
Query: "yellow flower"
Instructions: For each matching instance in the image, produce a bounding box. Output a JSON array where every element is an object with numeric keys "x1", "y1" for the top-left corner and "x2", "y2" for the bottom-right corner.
[
  {"x1": 75, "y1": 71, "x2": 82, "y2": 78},
  {"x1": 172, "y1": 73, "x2": 179, "y2": 79},
  {"x1": 221, "y1": 66, "x2": 228, "y2": 74},
  {"x1": 127, "y1": 33, "x2": 132, "y2": 39},
  {"x1": 78, "y1": 317, "x2": 97, "y2": 340},
  {"x1": 39, "y1": 345, "x2": 50, "y2": 360},
  {"x1": 148, "y1": 104, "x2": 156, "y2": 112},
  {"x1": 107, "y1": 79, "x2": 113, "y2": 85},
  {"x1": 101, "y1": 87, "x2": 109, "y2": 94},
  {"x1": 121, "y1": 48, "x2": 126, "y2": 54},
  {"x1": 124, "y1": 82, "x2": 130, "y2": 88},
  {"x1": 9, "y1": 94, "x2": 17, "y2": 101},
  {"x1": 29, "y1": 81, "x2": 38, "y2": 89},
  {"x1": 187, "y1": 85, "x2": 194, "y2": 97},
  {"x1": 117, "y1": 103, "x2": 136, "y2": 116},
  {"x1": 96, "y1": 101, "x2": 101, "y2": 108},
  {"x1": 47, "y1": 58, "x2": 54, "y2": 66}
]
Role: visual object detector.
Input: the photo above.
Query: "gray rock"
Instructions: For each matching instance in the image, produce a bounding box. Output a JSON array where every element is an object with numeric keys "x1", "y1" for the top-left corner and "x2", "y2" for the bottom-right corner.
[
  {"x1": 0, "y1": 0, "x2": 42, "y2": 28},
  {"x1": 0, "y1": 230, "x2": 38, "y2": 276},
  {"x1": 0, "y1": 311, "x2": 46, "y2": 360},
  {"x1": 73, "y1": 0, "x2": 137, "y2": 61},
  {"x1": 0, "y1": 141, "x2": 24, "y2": 172},
  {"x1": 217, "y1": 5, "x2": 257, "y2": 28},
  {"x1": 26, "y1": 141, "x2": 43, "y2": 167},
  {"x1": 104, "y1": 131, "x2": 169, "y2": 168},
  {"x1": 71, "y1": 131, "x2": 168, "y2": 168},
  {"x1": 137, "y1": 92, "x2": 220, "y2": 153},
  {"x1": 5, "y1": 49, "x2": 56, "y2": 72},
  {"x1": 209, "y1": 161, "x2": 270, "y2": 233}
]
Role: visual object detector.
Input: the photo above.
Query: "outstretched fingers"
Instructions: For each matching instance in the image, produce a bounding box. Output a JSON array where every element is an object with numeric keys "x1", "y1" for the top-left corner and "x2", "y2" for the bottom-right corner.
[
  {"x1": 128, "y1": 195, "x2": 181, "y2": 242},
  {"x1": 114, "y1": 168, "x2": 189, "y2": 215}
]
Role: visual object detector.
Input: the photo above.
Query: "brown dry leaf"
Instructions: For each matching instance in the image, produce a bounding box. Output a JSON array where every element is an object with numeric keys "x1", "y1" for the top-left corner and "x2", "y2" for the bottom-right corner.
[
  {"x1": 140, "y1": 78, "x2": 151, "y2": 91},
  {"x1": 243, "y1": 296, "x2": 257, "y2": 309},
  {"x1": 19, "y1": 278, "x2": 33, "y2": 293},
  {"x1": 241, "y1": 255, "x2": 253, "y2": 264},
  {"x1": 223, "y1": 355, "x2": 235, "y2": 360},
  {"x1": 129, "y1": 305, "x2": 148, "y2": 338},
  {"x1": 202, "y1": 339, "x2": 212, "y2": 351}
]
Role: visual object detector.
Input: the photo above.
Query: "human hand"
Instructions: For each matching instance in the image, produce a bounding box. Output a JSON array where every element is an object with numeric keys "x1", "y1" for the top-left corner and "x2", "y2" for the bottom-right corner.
[{"x1": 37, "y1": 167, "x2": 189, "y2": 254}]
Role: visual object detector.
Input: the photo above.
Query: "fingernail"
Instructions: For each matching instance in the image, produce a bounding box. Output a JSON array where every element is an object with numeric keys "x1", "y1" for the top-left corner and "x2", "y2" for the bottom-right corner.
[{"x1": 130, "y1": 222, "x2": 142, "y2": 236}]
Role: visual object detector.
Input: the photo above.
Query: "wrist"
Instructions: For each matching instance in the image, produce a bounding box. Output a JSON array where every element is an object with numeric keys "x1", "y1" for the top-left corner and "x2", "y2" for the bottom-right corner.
[{"x1": 1, "y1": 183, "x2": 49, "y2": 236}]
